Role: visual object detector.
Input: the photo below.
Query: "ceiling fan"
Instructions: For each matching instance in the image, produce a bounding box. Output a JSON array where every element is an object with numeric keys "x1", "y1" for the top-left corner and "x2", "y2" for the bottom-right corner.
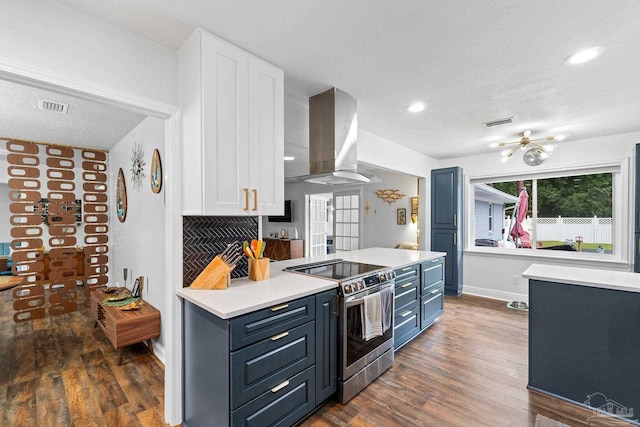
[{"x1": 492, "y1": 130, "x2": 565, "y2": 165}]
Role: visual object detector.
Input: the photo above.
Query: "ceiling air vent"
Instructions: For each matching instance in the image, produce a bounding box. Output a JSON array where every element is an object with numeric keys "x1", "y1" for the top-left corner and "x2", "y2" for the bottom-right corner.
[
  {"x1": 483, "y1": 117, "x2": 513, "y2": 127},
  {"x1": 38, "y1": 99, "x2": 69, "y2": 114}
]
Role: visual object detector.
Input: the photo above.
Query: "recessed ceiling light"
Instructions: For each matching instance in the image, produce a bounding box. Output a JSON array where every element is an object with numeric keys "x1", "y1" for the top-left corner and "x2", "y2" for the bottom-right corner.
[
  {"x1": 283, "y1": 156, "x2": 296, "y2": 161},
  {"x1": 407, "y1": 102, "x2": 426, "y2": 113},
  {"x1": 565, "y1": 47, "x2": 602, "y2": 65}
]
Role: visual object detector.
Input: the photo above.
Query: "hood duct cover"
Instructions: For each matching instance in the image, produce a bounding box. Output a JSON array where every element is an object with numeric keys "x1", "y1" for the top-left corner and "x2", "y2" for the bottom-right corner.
[{"x1": 302, "y1": 88, "x2": 378, "y2": 185}]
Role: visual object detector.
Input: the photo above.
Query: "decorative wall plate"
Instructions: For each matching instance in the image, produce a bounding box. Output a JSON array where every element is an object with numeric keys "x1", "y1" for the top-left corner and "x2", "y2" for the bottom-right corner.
[
  {"x1": 116, "y1": 168, "x2": 127, "y2": 222},
  {"x1": 130, "y1": 143, "x2": 145, "y2": 190},
  {"x1": 150, "y1": 148, "x2": 162, "y2": 193}
]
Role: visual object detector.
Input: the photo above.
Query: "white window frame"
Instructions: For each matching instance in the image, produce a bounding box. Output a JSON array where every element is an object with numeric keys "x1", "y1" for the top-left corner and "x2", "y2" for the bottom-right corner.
[{"x1": 464, "y1": 160, "x2": 630, "y2": 267}]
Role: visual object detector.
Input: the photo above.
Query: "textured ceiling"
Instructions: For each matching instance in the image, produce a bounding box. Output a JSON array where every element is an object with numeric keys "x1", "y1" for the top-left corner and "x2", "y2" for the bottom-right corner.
[
  {"x1": 7, "y1": 1, "x2": 640, "y2": 162},
  {"x1": 0, "y1": 79, "x2": 146, "y2": 151}
]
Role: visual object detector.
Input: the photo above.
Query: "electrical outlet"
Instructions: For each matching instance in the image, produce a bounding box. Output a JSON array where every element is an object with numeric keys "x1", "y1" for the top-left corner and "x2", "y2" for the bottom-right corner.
[{"x1": 512, "y1": 275, "x2": 520, "y2": 285}]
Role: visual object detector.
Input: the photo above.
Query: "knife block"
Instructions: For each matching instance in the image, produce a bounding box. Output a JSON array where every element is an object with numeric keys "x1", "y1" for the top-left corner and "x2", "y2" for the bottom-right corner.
[
  {"x1": 190, "y1": 256, "x2": 233, "y2": 290},
  {"x1": 248, "y1": 258, "x2": 270, "y2": 281}
]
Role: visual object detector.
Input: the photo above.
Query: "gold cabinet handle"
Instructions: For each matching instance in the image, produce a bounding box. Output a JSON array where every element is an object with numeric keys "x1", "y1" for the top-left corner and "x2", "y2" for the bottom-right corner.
[
  {"x1": 270, "y1": 331, "x2": 289, "y2": 341},
  {"x1": 270, "y1": 303, "x2": 289, "y2": 312},
  {"x1": 243, "y1": 188, "x2": 249, "y2": 211},
  {"x1": 401, "y1": 282, "x2": 412, "y2": 288},
  {"x1": 401, "y1": 310, "x2": 412, "y2": 318},
  {"x1": 271, "y1": 380, "x2": 290, "y2": 393},
  {"x1": 252, "y1": 189, "x2": 258, "y2": 211}
]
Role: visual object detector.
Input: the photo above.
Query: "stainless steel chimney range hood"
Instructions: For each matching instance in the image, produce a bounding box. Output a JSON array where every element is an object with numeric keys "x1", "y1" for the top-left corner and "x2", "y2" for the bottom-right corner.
[{"x1": 299, "y1": 87, "x2": 378, "y2": 186}]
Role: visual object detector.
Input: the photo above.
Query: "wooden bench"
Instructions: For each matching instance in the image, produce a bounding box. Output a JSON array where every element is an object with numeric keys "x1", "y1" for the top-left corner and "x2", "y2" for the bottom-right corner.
[{"x1": 90, "y1": 288, "x2": 160, "y2": 365}]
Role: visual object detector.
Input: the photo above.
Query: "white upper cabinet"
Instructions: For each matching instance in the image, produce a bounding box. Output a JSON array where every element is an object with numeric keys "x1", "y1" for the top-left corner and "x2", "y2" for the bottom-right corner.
[{"x1": 180, "y1": 29, "x2": 284, "y2": 216}]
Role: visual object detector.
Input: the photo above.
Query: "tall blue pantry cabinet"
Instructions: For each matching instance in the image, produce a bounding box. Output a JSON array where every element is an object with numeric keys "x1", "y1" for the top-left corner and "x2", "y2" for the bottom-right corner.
[{"x1": 431, "y1": 167, "x2": 464, "y2": 296}]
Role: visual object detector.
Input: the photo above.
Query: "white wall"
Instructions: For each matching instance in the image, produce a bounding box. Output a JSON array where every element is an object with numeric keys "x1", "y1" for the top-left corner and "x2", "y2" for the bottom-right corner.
[
  {"x1": 361, "y1": 169, "x2": 420, "y2": 248},
  {"x1": 1, "y1": 0, "x2": 178, "y2": 107},
  {"x1": 438, "y1": 131, "x2": 640, "y2": 302},
  {"x1": 108, "y1": 117, "x2": 167, "y2": 351}
]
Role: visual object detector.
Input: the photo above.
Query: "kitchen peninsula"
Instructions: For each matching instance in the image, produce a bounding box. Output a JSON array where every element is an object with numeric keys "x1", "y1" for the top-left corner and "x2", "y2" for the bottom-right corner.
[
  {"x1": 524, "y1": 264, "x2": 640, "y2": 426},
  {"x1": 178, "y1": 247, "x2": 445, "y2": 427}
]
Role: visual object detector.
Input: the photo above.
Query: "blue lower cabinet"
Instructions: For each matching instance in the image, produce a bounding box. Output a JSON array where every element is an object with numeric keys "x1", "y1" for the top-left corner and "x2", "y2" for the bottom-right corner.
[
  {"x1": 393, "y1": 260, "x2": 445, "y2": 351},
  {"x1": 393, "y1": 302, "x2": 420, "y2": 349},
  {"x1": 421, "y1": 286, "x2": 444, "y2": 329},
  {"x1": 314, "y1": 290, "x2": 337, "y2": 405},
  {"x1": 231, "y1": 322, "x2": 315, "y2": 409},
  {"x1": 183, "y1": 289, "x2": 337, "y2": 427},
  {"x1": 231, "y1": 367, "x2": 316, "y2": 427}
]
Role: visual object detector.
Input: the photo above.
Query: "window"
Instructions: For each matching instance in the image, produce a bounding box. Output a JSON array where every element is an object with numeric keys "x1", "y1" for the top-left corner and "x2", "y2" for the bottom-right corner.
[{"x1": 472, "y1": 167, "x2": 618, "y2": 255}]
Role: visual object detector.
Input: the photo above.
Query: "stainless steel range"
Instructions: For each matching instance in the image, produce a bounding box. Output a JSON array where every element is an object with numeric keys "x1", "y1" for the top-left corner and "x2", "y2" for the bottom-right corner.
[{"x1": 285, "y1": 259, "x2": 395, "y2": 403}]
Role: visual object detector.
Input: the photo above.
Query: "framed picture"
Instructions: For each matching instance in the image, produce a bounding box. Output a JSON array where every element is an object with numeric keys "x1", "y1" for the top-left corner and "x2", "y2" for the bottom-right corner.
[
  {"x1": 397, "y1": 208, "x2": 406, "y2": 225},
  {"x1": 411, "y1": 197, "x2": 419, "y2": 214},
  {"x1": 411, "y1": 197, "x2": 419, "y2": 223}
]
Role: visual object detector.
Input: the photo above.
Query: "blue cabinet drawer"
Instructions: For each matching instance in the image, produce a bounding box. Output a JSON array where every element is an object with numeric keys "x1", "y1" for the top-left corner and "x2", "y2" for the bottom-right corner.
[
  {"x1": 231, "y1": 321, "x2": 315, "y2": 409},
  {"x1": 394, "y1": 277, "x2": 420, "y2": 314},
  {"x1": 422, "y1": 258, "x2": 444, "y2": 294},
  {"x1": 394, "y1": 263, "x2": 420, "y2": 284},
  {"x1": 393, "y1": 302, "x2": 420, "y2": 350},
  {"x1": 231, "y1": 366, "x2": 315, "y2": 427},
  {"x1": 230, "y1": 295, "x2": 315, "y2": 350},
  {"x1": 421, "y1": 286, "x2": 444, "y2": 330}
]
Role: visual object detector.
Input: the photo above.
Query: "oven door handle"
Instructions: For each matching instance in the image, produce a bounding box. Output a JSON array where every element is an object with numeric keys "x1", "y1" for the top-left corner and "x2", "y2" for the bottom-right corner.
[{"x1": 344, "y1": 282, "x2": 395, "y2": 308}]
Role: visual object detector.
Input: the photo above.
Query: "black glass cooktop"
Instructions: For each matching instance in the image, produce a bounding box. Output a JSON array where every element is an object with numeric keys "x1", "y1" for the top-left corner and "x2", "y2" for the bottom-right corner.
[{"x1": 285, "y1": 259, "x2": 387, "y2": 280}]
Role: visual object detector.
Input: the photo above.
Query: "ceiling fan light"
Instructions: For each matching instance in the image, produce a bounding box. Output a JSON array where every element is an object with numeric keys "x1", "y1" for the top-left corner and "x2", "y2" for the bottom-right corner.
[
  {"x1": 523, "y1": 130, "x2": 532, "y2": 138},
  {"x1": 555, "y1": 134, "x2": 566, "y2": 141},
  {"x1": 489, "y1": 142, "x2": 499, "y2": 148},
  {"x1": 500, "y1": 149, "x2": 511, "y2": 157}
]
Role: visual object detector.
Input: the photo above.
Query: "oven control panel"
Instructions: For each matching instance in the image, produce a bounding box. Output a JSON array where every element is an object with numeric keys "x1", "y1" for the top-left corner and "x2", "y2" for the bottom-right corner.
[{"x1": 341, "y1": 269, "x2": 395, "y2": 295}]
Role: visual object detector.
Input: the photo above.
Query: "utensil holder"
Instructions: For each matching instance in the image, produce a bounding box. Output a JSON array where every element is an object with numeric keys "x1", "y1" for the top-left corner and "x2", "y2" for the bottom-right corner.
[
  {"x1": 190, "y1": 255, "x2": 233, "y2": 290},
  {"x1": 248, "y1": 258, "x2": 270, "y2": 281}
]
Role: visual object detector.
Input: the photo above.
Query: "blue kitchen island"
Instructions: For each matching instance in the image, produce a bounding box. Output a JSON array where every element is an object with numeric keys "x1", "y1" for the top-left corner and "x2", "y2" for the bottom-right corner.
[{"x1": 524, "y1": 264, "x2": 640, "y2": 426}]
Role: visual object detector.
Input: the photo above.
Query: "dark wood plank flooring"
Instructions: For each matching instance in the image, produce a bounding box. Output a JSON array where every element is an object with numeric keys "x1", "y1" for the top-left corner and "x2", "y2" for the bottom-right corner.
[
  {"x1": 0, "y1": 288, "x2": 166, "y2": 427},
  {"x1": 1, "y1": 290, "x2": 634, "y2": 426}
]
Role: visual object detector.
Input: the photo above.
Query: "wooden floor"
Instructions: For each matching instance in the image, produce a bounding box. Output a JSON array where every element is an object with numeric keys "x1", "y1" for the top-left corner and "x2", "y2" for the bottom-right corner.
[
  {"x1": 0, "y1": 288, "x2": 166, "y2": 427},
  {"x1": 1, "y1": 291, "x2": 634, "y2": 427}
]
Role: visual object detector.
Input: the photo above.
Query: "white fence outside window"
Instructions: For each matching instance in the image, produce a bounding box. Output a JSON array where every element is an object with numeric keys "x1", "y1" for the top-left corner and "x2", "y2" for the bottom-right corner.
[{"x1": 512, "y1": 216, "x2": 613, "y2": 244}]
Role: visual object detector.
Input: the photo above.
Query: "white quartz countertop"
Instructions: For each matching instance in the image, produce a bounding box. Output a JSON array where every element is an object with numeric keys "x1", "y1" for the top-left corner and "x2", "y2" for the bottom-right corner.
[
  {"x1": 177, "y1": 247, "x2": 446, "y2": 319},
  {"x1": 522, "y1": 264, "x2": 640, "y2": 293}
]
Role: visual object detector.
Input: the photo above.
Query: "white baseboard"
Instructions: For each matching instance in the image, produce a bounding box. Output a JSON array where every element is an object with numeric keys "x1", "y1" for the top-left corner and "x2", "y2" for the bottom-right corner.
[
  {"x1": 150, "y1": 341, "x2": 166, "y2": 365},
  {"x1": 462, "y1": 285, "x2": 529, "y2": 304}
]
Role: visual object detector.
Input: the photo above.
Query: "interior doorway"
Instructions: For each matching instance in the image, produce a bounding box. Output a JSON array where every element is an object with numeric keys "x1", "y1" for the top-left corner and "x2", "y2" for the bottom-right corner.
[
  {"x1": 333, "y1": 190, "x2": 362, "y2": 251},
  {"x1": 306, "y1": 193, "x2": 332, "y2": 256},
  {"x1": 305, "y1": 189, "x2": 362, "y2": 256}
]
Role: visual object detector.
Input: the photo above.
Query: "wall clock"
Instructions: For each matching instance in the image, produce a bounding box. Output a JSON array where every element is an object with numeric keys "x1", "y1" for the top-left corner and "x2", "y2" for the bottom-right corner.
[
  {"x1": 150, "y1": 148, "x2": 162, "y2": 193},
  {"x1": 130, "y1": 143, "x2": 146, "y2": 190},
  {"x1": 116, "y1": 168, "x2": 127, "y2": 222}
]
